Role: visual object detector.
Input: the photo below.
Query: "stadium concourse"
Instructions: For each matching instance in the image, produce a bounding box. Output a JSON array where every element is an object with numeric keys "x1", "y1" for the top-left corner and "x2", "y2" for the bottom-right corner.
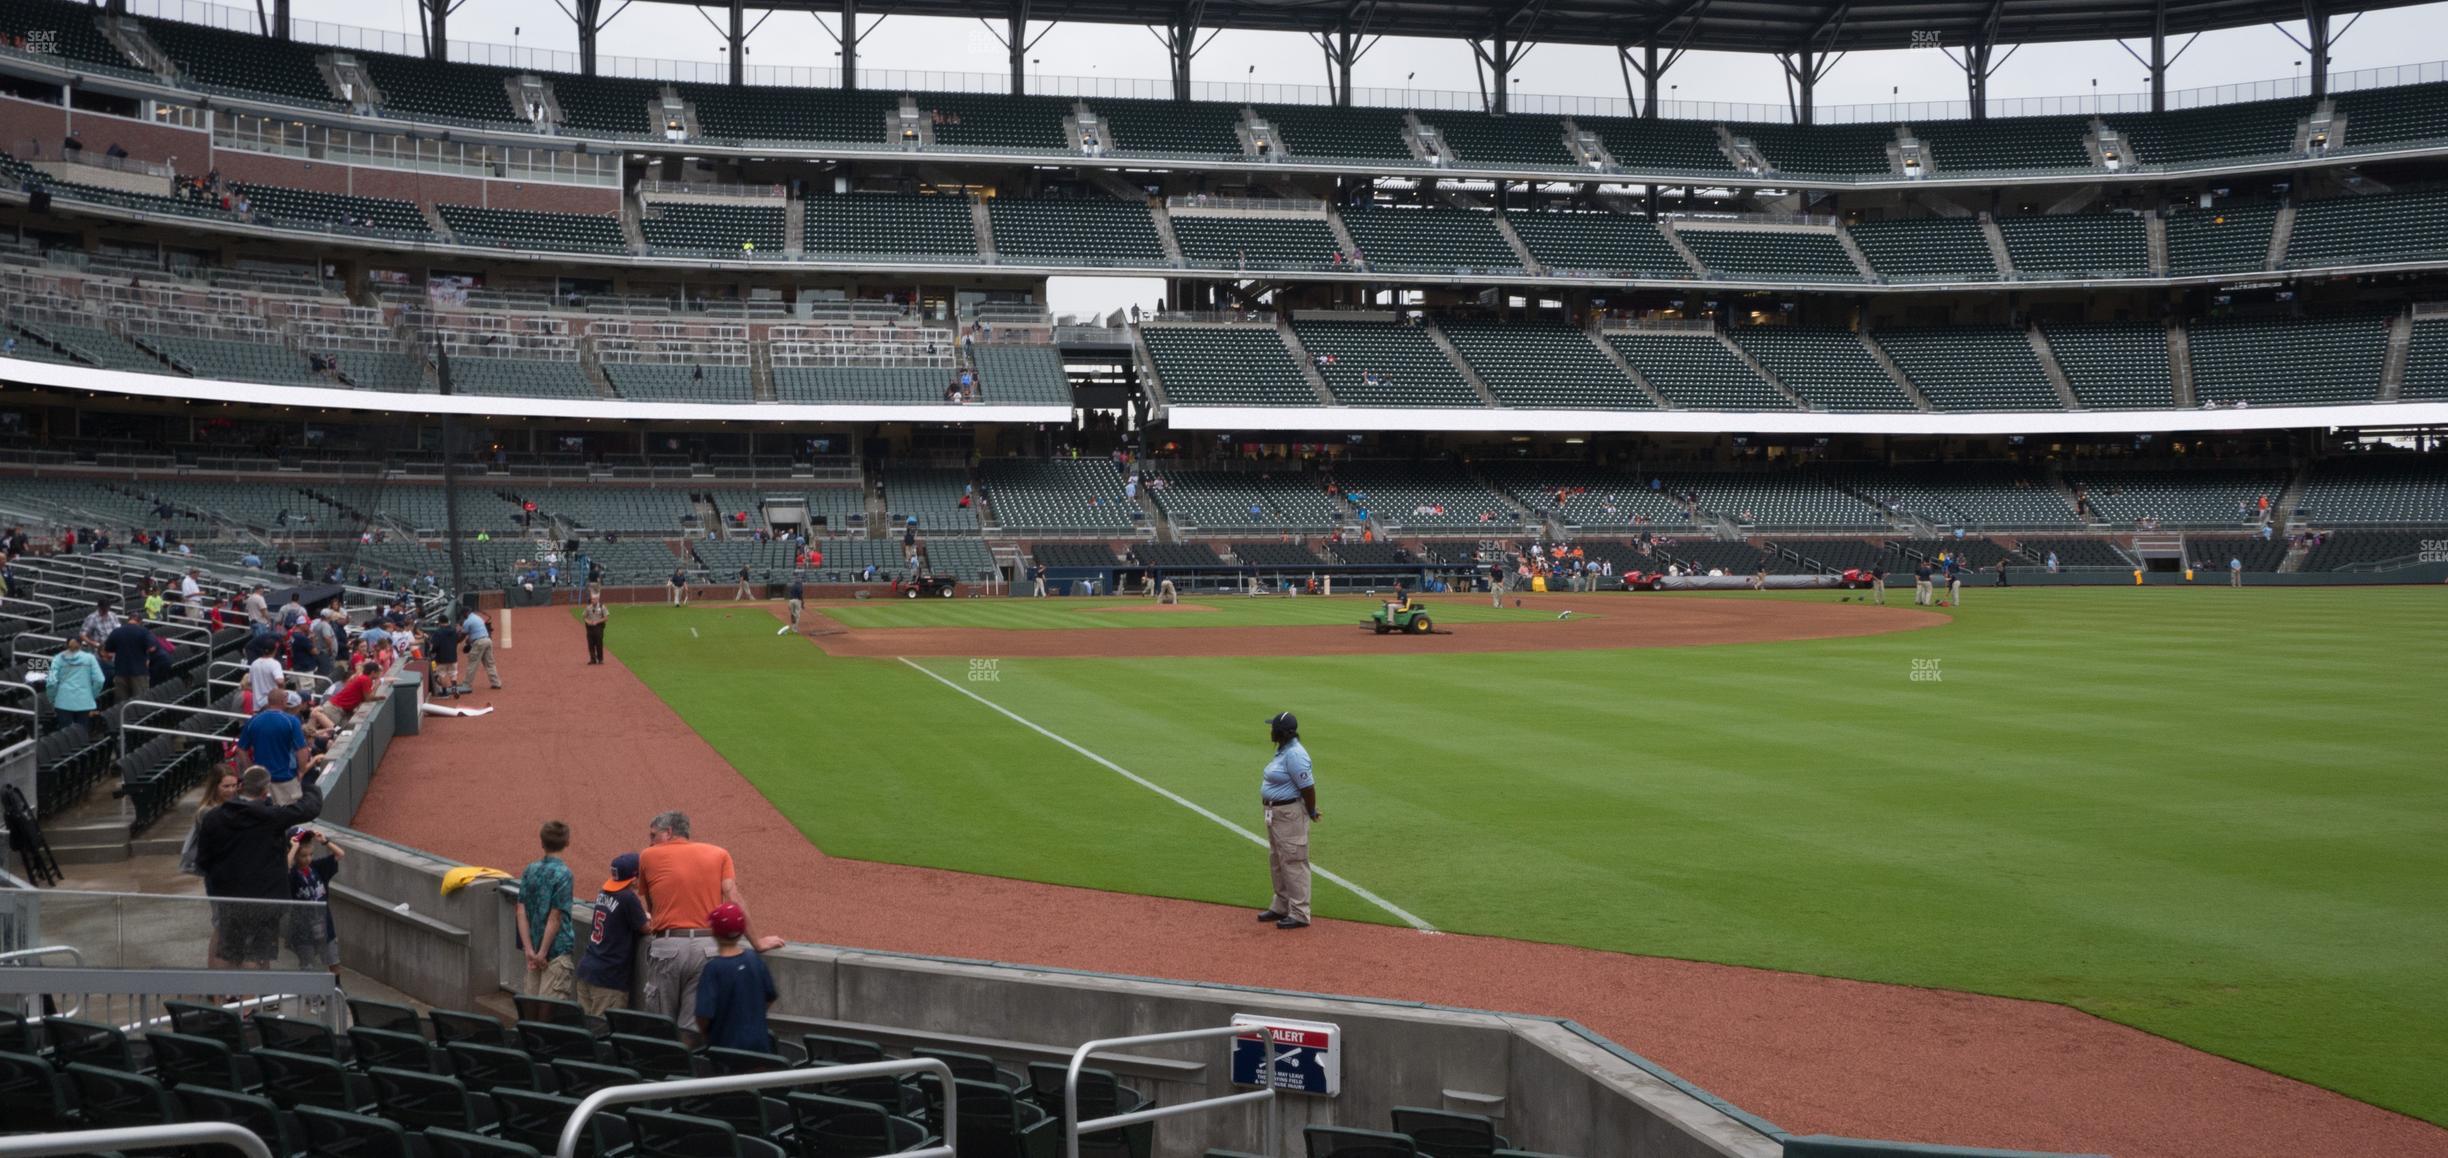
[{"x1": 335, "y1": 600, "x2": 2448, "y2": 1158}]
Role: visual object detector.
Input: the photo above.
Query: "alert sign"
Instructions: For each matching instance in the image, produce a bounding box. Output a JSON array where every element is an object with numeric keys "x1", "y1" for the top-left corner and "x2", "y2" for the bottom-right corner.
[{"x1": 1230, "y1": 1014, "x2": 1341, "y2": 1096}]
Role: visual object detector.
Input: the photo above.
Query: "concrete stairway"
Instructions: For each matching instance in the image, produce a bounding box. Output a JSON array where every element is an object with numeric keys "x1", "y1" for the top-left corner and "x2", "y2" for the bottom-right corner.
[
  {"x1": 2167, "y1": 321, "x2": 2196, "y2": 405},
  {"x1": 1490, "y1": 214, "x2": 1541, "y2": 273},
  {"x1": 1272, "y1": 319, "x2": 1337, "y2": 405},
  {"x1": 1716, "y1": 331, "x2": 1812, "y2": 410},
  {"x1": 1586, "y1": 328, "x2": 1673, "y2": 409},
  {"x1": 1423, "y1": 321, "x2": 1502, "y2": 407},
  {"x1": 1858, "y1": 330, "x2": 1935, "y2": 411},
  {"x1": 971, "y1": 199, "x2": 998, "y2": 262},
  {"x1": 1979, "y1": 212, "x2": 2016, "y2": 278},
  {"x1": 1148, "y1": 201, "x2": 1186, "y2": 266},
  {"x1": 2027, "y1": 325, "x2": 2080, "y2": 409},
  {"x1": 2266, "y1": 203, "x2": 2297, "y2": 270},
  {"x1": 2380, "y1": 314, "x2": 2412, "y2": 401}
]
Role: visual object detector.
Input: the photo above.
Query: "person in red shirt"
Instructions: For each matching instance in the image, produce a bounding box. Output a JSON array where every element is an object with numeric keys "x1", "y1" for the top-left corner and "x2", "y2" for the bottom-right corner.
[{"x1": 326, "y1": 660, "x2": 384, "y2": 717}]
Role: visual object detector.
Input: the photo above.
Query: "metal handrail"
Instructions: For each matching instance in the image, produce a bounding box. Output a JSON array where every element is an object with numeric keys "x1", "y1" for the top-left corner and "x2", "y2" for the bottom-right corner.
[
  {"x1": 118, "y1": 704, "x2": 252, "y2": 761},
  {"x1": 0, "y1": 945, "x2": 85, "y2": 966},
  {"x1": 556, "y1": 1057, "x2": 960, "y2": 1158},
  {"x1": 0, "y1": 1122, "x2": 272, "y2": 1158},
  {"x1": 1064, "y1": 1026, "x2": 1276, "y2": 1158}
]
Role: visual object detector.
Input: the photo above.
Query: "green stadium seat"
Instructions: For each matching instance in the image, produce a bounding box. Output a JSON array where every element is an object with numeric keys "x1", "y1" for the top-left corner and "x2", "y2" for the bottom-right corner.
[{"x1": 1142, "y1": 326, "x2": 1317, "y2": 407}]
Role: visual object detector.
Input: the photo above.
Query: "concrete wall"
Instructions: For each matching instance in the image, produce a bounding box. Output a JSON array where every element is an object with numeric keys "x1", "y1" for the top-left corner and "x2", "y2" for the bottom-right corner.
[{"x1": 321, "y1": 826, "x2": 1780, "y2": 1158}]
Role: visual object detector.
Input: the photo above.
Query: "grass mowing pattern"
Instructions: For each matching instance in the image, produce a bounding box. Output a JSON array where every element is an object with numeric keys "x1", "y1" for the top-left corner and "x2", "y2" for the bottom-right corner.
[{"x1": 609, "y1": 589, "x2": 2448, "y2": 1124}]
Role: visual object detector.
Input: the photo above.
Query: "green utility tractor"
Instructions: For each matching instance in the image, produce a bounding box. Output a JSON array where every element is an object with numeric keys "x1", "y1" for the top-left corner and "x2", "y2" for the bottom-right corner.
[{"x1": 1368, "y1": 598, "x2": 1438, "y2": 635}]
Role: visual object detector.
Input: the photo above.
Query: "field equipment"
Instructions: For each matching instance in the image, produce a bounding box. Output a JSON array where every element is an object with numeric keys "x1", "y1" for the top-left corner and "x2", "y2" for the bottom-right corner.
[
  {"x1": 903, "y1": 574, "x2": 957, "y2": 599},
  {"x1": 1367, "y1": 599, "x2": 1444, "y2": 635}
]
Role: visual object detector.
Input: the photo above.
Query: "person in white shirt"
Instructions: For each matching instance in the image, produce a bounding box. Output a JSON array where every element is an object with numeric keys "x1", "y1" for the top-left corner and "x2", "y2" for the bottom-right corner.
[{"x1": 247, "y1": 646, "x2": 287, "y2": 708}]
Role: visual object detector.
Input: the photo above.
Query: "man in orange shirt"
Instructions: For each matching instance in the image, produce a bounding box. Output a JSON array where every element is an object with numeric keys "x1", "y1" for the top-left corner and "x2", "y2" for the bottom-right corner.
[{"x1": 635, "y1": 810, "x2": 785, "y2": 1030}]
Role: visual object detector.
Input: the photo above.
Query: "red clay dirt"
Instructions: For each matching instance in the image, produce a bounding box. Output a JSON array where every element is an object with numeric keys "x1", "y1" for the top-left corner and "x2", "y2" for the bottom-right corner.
[
  {"x1": 804, "y1": 595, "x2": 1944, "y2": 658},
  {"x1": 352, "y1": 602, "x2": 2448, "y2": 1158}
]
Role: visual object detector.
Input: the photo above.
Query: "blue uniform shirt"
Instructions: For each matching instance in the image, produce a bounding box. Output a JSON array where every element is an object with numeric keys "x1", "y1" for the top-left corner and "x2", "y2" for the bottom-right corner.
[
  {"x1": 462, "y1": 612, "x2": 490, "y2": 643},
  {"x1": 1261, "y1": 739, "x2": 1314, "y2": 804},
  {"x1": 694, "y1": 948, "x2": 778, "y2": 1052},
  {"x1": 575, "y1": 883, "x2": 648, "y2": 990},
  {"x1": 239, "y1": 709, "x2": 309, "y2": 783}
]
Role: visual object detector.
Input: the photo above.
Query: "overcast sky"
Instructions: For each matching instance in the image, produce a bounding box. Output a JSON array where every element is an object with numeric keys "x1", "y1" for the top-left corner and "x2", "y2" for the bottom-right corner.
[{"x1": 274, "y1": 0, "x2": 2448, "y2": 314}]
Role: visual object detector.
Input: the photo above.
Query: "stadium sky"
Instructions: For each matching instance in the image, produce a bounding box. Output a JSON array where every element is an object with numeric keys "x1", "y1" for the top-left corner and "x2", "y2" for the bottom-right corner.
[{"x1": 275, "y1": 0, "x2": 2448, "y2": 314}]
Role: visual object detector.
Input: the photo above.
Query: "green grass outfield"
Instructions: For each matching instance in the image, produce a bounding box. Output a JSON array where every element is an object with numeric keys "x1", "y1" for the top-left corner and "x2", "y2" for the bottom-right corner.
[{"x1": 602, "y1": 588, "x2": 2448, "y2": 1124}]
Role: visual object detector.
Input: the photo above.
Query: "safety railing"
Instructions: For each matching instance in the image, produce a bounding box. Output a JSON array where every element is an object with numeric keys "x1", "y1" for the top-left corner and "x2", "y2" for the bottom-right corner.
[
  {"x1": 0, "y1": 946, "x2": 85, "y2": 1019},
  {"x1": 0, "y1": 681, "x2": 37, "y2": 724},
  {"x1": 556, "y1": 1057, "x2": 960, "y2": 1158},
  {"x1": 0, "y1": 964, "x2": 342, "y2": 1033},
  {"x1": 0, "y1": 1122, "x2": 272, "y2": 1158},
  {"x1": 1064, "y1": 1026, "x2": 1276, "y2": 1158},
  {"x1": 117, "y1": 702, "x2": 247, "y2": 762},
  {"x1": 207, "y1": 659, "x2": 338, "y2": 698},
  {"x1": 8, "y1": 632, "x2": 67, "y2": 661}
]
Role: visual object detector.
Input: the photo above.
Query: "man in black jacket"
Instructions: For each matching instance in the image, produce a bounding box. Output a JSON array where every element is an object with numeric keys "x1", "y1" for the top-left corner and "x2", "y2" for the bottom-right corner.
[{"x1": 194, "y1": 766, "x2": 324, "y2": 969}]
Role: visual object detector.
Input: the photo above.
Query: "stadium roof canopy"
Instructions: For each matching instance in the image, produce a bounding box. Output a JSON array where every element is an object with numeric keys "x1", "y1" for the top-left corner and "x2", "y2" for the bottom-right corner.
[{"x1": 623, "y1": 0, "x2": 2418, "y2": 56}]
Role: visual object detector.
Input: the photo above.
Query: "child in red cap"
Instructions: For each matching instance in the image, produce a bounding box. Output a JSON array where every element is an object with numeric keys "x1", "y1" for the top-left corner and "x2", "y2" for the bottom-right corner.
[{"x1": 694, "y1": 902, "x2": 777, "y2": 1052}]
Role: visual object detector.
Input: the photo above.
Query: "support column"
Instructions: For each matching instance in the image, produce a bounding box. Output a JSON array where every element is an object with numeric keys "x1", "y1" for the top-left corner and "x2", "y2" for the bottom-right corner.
[
  {"x1": 1010, "y1": 11, "x2": 1026, "y2": 94},
  {"x1": 1336, "y1": 28, "x2": 1355, "y2": 105},
  {"x1": 1964, "y1": 40, "x2": 1991, "y2": 119},
  {"x1": 271, "y1": 0, "x2": 289, "y2": 40},
  {"x1": 1641, "y1": 41, "x2": 1659, "y2": 117},
  {"x1": 2150, "y1": 16, "x2": 2165, "y2": 112},
  {"x1": 1490, "y1": 30, "x2": 1509, "y2": 113},
  {"x1": 1167, "y1": 10, "x2": 1200, "y2": 101},
  {"x1": 2303, "y1": 1, "x2": 2329, "y2": 98},
  {"x1": 728, "y1": 0, "x2": 745, "y2": 85},
  {"x1": 1314, "y1": 21, "x2": 1364, "y2": 107},
  {"x1": 575, "y1": 0, "x2": 600, "y2": 74},
  {"x1": 1783, "y1": 48, "x2": 1819, "y2": 124},
  {"x1": 842, "y1": 0, "x2": 859, "y2": 88},
  {"x1": 426, "y1": 0, "x2": 448, "y2": 62}
]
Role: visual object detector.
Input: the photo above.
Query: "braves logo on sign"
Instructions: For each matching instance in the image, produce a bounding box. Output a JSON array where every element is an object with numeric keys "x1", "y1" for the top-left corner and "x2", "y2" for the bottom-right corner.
[{"x1": 1229, "y1": 1015, "x2": 1342, "y2": 1096}]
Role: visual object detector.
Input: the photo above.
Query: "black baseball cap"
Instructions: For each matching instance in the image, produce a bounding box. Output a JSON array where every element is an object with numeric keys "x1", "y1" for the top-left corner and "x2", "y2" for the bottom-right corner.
[{"x1": 1267, "y1": 711, "x2": 1298, "y2": 732}]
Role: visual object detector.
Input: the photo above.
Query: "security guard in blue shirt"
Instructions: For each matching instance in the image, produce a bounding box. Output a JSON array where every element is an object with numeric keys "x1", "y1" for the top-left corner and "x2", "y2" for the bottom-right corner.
[{"x1": 1257, "y1": 711, "x2": 1318, "y2": 930}]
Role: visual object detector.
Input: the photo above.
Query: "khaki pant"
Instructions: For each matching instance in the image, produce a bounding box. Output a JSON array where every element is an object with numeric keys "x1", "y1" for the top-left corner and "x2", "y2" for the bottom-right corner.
[
  {"x1": 1914, "y1": 579, "x2": 1931, "y2": 605},
  {"x1": 1948, "y1": 578, "x2": 1962, "y2": 604},
  {"x1": 1158, "y1": 579, "x2": 1177, "y2": 604},
  {"x1": 1871, "y1": 578, "x2": 1886, "y2": 604},
  {"x1": 267, "y1": 777, "x2": 303, "y2": 806},
  {"x1": 575, "y1": 980, "x2": 629, "y2": 1018},
  {"x1": 640, "y1": 933, "x2": 718, "y2": 1024},
  {"x1": 523, "y1": 952, "x2": 575, "y2": 999},
  {"x1": 1031, "y1": 578, "x2": 1046, "y2": 597},
  {"x1": 468, "y1": 637, "x2": 502, "y2": 688},
  {"x1": 734, "y1": 582, "x2": 753, "y2": 600},
  {"x1": 2231, "y1": 569, "x2": 2243, "y2": 587},
  {"x1": 1264, "y1": 803, "x2": 1311, "y2": 924},
  {"x1": 787, "y1": 597, "x2": 804, "y2": 625}
]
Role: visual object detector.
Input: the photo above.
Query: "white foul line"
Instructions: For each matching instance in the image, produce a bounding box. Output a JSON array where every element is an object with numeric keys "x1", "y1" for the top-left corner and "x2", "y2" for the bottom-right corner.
[{"x1": 896, "y1": 656, "x2": 1437, "y2": 932}]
